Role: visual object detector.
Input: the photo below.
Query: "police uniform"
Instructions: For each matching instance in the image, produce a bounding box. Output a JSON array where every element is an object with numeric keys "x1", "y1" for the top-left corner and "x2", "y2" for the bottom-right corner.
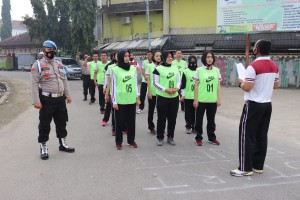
[
  {"x1": 76, "y1": 55, "x2": 90, "y2": 101},
  {"x1": 31, "y1": 40, "x2": 75, "y2": 160}
]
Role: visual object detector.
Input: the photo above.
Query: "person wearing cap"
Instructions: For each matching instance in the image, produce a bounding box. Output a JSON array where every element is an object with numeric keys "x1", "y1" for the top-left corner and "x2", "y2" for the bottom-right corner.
[{"x1": 31, "y1": 40, "x2": 75, "y2": 160}]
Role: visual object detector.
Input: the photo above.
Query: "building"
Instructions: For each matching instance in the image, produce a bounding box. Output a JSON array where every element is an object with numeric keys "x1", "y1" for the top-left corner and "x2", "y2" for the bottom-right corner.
[
  {"x1": 96, "y1": 0, "x2": 300, "y2": 55},
  {"x1": 0, "y1": 32, "x2": 42, "y2": 70},
  {"x1": 95, "y1": 0, "x2": 300, "y2": 87},
  {"x1": 0, "y1": 20, "x2": 28, "y2": 41},
  {"x1": 0, "y1": 32, "x2": 41, "y2": 55}
]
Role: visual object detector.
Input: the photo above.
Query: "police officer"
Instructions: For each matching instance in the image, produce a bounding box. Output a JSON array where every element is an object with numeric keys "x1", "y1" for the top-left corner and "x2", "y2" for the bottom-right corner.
[
  {"x1": 76, "y1": 52, "x2": 90, "y2": 101},
  {"x1": 31, "y1": 40, "x2": 75, "y2": 160}
]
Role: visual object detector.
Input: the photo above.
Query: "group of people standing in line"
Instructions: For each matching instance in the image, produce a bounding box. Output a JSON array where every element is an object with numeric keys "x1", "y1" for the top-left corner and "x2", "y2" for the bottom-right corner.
[
  {"x1": 77, "y1": 49, "x2": 222, "y2": 150},
  {"x1": 32, "y1": 39, "x2": 279, "y2": 178}
]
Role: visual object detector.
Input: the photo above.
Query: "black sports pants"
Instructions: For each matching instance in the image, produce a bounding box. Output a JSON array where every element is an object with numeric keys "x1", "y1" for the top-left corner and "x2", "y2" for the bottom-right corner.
[
  {"x1": 239, "y1": 101, "x2": 272, "y2": 172},
  {"x1": 156, "y1": 95, "x2": 179, "y2": 140}
]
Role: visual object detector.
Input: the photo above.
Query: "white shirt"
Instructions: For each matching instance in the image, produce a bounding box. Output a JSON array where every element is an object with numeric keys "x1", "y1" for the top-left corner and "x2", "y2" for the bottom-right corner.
[{"x1": 244, "y1": 56, "x2": 279, "y2": 103}]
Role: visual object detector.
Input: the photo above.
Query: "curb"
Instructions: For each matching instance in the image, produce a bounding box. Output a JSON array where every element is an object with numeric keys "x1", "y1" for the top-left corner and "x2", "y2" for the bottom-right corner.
[{"x1": 0, "y1": 81, "x2": 10, "y2": 105}]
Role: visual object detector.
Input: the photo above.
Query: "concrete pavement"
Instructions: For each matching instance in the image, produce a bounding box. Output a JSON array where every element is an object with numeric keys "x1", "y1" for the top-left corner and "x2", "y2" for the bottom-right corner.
[{"x1": 0, "y1": 71, "x2": 299, "y2": 200}]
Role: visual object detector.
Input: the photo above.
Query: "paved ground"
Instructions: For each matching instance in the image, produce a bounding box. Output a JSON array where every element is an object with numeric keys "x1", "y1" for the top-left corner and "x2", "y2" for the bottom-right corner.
[{"x1": 0, "y1": 71, "x2": 299, "y2": 200}]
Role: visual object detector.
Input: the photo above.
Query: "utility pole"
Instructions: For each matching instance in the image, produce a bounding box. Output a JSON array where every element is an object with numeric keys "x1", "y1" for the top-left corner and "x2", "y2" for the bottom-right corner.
[
  {"x1": 245, "y1": 34, "x2": 250, "y2": 67},
  {"x1": 146, "y1": 0, "x2": 151, "y2": 50}
]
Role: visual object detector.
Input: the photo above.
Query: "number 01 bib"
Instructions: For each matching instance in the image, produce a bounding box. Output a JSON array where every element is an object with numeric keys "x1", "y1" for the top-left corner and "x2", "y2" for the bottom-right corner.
[{"x1": 197, "y1": 66, "x2": 220, "y2": 103}]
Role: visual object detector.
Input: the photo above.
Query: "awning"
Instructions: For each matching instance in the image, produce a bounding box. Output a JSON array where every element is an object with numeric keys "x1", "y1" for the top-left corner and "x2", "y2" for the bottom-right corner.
[
  {"x1": 102, "y1": 36, "x2": 169, "y2": 51},
  {"x1": 97, "y1": 43, "x2": 110, "y2": 50},
  {"x1": 150, "y1": 36, "x2": 168, "y2": 49},
  {"x1": 102, "y1": 42, "x2": 122, "y2": 51}
]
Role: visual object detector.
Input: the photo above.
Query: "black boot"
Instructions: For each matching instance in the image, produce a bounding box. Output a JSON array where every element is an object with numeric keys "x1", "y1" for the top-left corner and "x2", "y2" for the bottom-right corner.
[
  {"x1": 83, "y1": 96, "x2": 87, "y2": 101},
  {"x1": 40, "y1": 142, "x2": 49, "y2": 160},
  {"x1": 59, "y1": 138, "x2": 75, "y2": 153}
]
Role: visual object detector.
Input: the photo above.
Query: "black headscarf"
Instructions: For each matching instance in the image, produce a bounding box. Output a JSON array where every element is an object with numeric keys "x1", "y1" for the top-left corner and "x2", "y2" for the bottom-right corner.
[
  {"x1": 117, "y1": 50, "x2": 131, "y2": 71},
  {"x1": 188, "y1": 55, "x2": 198, "y2": 71},
  {"x1": 161, "y1": 51, "x2": 173, "y2": 67}
]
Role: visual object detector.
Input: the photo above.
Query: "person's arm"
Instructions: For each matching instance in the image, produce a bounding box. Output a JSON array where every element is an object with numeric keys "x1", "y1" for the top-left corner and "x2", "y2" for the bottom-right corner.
[
  {"x1": 146, "y1": 67, "x2": 152, "y2": 99},
  {"x1": 180, "y1": 73, "x2": 187, "y2": 100},
  {"x1": 136, "y1": 62, "x2": 141, "y2": 77},
  {"x1": 31, "y1": 62, "x2": 42, "y2": 108},
  {"x1": 180, "y1": 73, "x2": 187, "y2": 90},
  {"x1": 94, "y1": 64, "x2": 98, "y2": 86},
  {"x1": 239, "y1": 65, "x2": 255, "y2": 92},
  {"x1": 153, "y1": 70, "x2": 174, "y2": 95},
  {"x1": 274, "y1": 71, "x2": 280, "y2": 89},
  {"x1": 176, "y1": 73, "x2": 181, "y2": 90},
  {"x1": 135, "y1": 71, "x2": 141, "y2": 105},
  {"x1": 105, "y1": 70, "x2": 111, "y2": 95},
  {"x1": 76, "y1": 53, "x2": 81, "y2": 64},
  {"x1": 193, "y1": 71, "x2": 199, "y2": 108},
  {"x1": 153, "y1": 69, "x2": 166, "y2": 92},
  {"x1": 111, "y1": 71, "x2": 118, "y2": 110},
  {"x1": 59, "y1": 61, "x2": 72, "y2": 104},
  {"x1": 217, "y1": 80, "x2": 221, "y2": 107},
  {"x1": 217, "y1": 71, "x2": 222, "y2": 106}
]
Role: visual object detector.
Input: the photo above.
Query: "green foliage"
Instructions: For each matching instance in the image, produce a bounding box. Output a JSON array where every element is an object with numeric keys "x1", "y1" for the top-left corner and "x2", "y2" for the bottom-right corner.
[
  {"x1": 69, "y1": 0, "x2": 97, "y2": 53},
  {"x1": 23, "y1": 0, "x2": 98, "y2": 55},
  {"x1": 1, "y1": 0, "x2": 12, "y2": 40}
]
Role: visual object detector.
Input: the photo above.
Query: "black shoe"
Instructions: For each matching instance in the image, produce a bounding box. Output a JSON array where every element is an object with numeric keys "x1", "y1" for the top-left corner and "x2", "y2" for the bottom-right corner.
[
  {"x1": 59, "y1": 145, "x2": 75, "y2": 153},
  {"x1": 40, "y1": 143, "x2": 49, "y2": 160},
  {"x1": 83, "y1": 97, "x2": 87, "y2": 101},
  {"x1": 58, "y1": 138, "x2": 75, "y2": 153},
  {"x1": 149, "y1": 128, "x2": 156, "y2": 135}
]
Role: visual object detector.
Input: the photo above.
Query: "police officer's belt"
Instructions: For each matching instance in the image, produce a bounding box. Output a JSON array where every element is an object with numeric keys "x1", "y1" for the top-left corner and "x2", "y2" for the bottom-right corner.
[{"x1": 41, "y1": 91, "x2": 64, "y2": 98}]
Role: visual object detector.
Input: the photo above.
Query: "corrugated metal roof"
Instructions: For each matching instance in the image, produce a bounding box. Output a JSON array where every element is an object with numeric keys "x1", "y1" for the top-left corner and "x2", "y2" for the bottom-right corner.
[
  {"x1": 102, "y1": 36, "x2": 168, "y2": 51},
  {"x1": 151, "y1": 36, "x2": 168, "y2": 49},
  {"x1": 164, "y1": 32, "x2": 300, "y2": 52},
  {"x1": 114, "y1": 40, "x2": 133, "y2": 50},
  {"x1": 126, "y1": 39, "x2": 146, "y2": 49}
]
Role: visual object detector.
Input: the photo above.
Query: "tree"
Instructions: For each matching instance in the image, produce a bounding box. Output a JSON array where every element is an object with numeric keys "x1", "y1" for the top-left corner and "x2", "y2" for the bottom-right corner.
[
  {"x1": 23, "y1": 0, "x2": 49, "y2": 42},
  {"x1": 56, "y1": 0, "x2": 71, "y2": 50},
  {"x1": 23, "y1": 0, "x2": 98, "y2": 55},
  {"x1": 1, "y1": 0, "x2": 12, "y2": 40},
  {"x1": 69, "y1": 0, "x2": 97, "y2": 53}
]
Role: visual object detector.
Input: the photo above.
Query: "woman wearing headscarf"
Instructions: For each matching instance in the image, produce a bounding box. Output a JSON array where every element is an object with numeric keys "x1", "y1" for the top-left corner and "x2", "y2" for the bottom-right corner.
[
  {"x1": 153, "y1": 51, "x2": 181, "y2": 146},
  {"x1": 111, "y1": 50, "x2": 140, "y2": 150},
  {"x1": 180, "y1": 55, "x2": 198, "y2": 134},
  {"x1": 103, "y1": 52, "x2": 118, "y2": 135},
  {"x1": 146, "y1": 50, "x2": 161, "y2": 135}
]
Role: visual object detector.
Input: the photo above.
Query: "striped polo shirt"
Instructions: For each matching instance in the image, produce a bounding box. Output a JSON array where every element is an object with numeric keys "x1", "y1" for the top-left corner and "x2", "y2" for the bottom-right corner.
[{"x1": 244, "y1": 57, "x2": 279, "y2": 103}]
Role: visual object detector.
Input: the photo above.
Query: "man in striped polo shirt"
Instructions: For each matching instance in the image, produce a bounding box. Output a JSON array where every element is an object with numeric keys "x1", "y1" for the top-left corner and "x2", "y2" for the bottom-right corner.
[{"x1": 231, "y1": 40, "x2": 279, "y2": 177}]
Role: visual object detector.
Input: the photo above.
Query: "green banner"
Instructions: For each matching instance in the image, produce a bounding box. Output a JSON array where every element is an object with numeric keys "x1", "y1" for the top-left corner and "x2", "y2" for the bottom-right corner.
[{"x1": 217, "y1": 0, "x2": 300, "y2": 33}]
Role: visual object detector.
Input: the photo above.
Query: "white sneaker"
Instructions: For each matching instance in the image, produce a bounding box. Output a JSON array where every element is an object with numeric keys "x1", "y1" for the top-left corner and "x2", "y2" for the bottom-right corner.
[
  {"x1": 186, "y1": 128, "x2": 192, "y2": 134},
  {"x1": 230, "y1": 169, "x2": 253, "y2": 177},
  {"x1": 253, "y1": 168, "x2": 264, "y2": 174},
  {"x1": 136, "y1": 109, "x2": 142, "y2": 114}
]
